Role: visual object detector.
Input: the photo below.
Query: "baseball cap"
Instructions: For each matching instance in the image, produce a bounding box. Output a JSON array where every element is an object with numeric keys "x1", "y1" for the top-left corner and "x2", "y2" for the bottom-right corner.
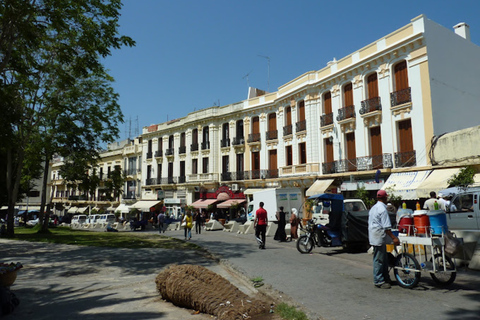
[{"x1": 377, "y1": 190, "x2": 388, "y2": 198}]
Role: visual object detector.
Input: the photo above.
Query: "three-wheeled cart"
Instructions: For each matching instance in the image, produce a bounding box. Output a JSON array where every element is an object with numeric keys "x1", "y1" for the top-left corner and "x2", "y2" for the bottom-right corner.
[{"x1": 392, "y1": 233, "x2": 457, "y2": 288}]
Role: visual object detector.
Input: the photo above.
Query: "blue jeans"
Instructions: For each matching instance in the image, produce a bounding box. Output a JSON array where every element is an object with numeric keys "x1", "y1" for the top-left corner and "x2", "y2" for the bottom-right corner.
[
  {"x1": 372, "y1": 244, "x2": 389, "y2": 285},
  {"x1": 184, "y1": 227, "x2": 192, "y2": 239}
]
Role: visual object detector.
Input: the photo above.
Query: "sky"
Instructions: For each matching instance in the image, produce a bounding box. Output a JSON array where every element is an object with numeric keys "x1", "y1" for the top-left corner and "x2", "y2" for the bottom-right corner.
[{"x1": 103, "y1": 0, "x2": 480, "y2": 141}]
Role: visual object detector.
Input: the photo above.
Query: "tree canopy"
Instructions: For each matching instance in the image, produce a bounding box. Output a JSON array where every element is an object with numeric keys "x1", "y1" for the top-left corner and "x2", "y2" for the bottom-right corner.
[{"x1": 0, "y1": 0, "x2": 135, "y2": 235}]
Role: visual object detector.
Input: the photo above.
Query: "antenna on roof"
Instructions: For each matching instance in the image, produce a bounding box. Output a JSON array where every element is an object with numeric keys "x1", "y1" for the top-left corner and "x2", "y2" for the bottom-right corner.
[
  {"x1": 242, "y1": 70, "x2": 253, "y2": 88},
  {"x1": 258, "y1": 54, "x2": 270, "y2": 92}
]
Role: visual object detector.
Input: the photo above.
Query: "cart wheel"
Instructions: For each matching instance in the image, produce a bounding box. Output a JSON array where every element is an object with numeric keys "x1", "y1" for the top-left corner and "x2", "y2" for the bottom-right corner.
[
  {"x1": 297, "y1": 235, "x2": 314, "y2": 254},
  {"x1": 430, "y1": 254, "x2": 456, "y2": 286},
  {"x1": 394, "y1": 253, "x2": 421, "y2": 289}
]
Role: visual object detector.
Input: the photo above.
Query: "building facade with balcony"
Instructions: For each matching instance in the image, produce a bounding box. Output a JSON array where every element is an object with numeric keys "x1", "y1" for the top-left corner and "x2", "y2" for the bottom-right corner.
[{"x1": 135, "y1": 15, "x2": 480, "y2": 205}]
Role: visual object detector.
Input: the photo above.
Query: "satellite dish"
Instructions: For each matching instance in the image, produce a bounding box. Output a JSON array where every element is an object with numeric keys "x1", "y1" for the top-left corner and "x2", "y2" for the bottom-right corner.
[{"x1": 375, "y1": 169, "x2": 381, "y2": 183}]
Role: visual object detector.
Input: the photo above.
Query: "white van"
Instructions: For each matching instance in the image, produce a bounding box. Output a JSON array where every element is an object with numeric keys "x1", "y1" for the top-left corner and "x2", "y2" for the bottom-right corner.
[
  {"x1": 442, "y1": 187, "x2": 480, "y2": 230},
  {"x1": 97, "y1": 214, "x2": 116, "y2": 224},
  {"x1": 87, "y1": 214, "x2": 100, "y2": 224},
  {"x1": 71, "y1": 215, "x2": 87, "y2": 224},
  {"x1": 312, "y1": 199, "x2": 367, "y2": 225}
]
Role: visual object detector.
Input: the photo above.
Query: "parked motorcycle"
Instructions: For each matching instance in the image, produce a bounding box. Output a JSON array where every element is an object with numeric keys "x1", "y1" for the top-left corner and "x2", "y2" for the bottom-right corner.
[{"x1": 296, "y1": 218, "x2": 342, "y2": 253}]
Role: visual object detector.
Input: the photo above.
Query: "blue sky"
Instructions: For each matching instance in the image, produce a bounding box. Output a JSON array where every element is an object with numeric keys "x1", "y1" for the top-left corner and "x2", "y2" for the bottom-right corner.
[{"x1": 103, "y1": 0, "x2": 480, "y2": 140}]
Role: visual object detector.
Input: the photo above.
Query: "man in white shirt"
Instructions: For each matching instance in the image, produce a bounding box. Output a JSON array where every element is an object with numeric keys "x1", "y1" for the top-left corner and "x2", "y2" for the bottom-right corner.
[
  {"x1": 423, "y1": 191, "x2": 446, "y2": 210},
  {"x1": 368, "y1": 190, "x2": 400, "y2": 289}
]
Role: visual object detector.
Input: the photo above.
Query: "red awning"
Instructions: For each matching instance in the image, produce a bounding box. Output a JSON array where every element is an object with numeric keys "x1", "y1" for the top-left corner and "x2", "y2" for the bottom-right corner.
[
  {"x1": 217, "y1": 199, "x2": 246, "y2": 209},
  {"x1": 191, "y1": 199, "x2": 218, "y2": 209}
]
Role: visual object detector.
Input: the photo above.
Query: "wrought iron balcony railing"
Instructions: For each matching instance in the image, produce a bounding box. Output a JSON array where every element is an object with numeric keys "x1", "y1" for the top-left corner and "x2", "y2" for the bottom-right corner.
[
  {"x1": 360, "y1": 97, "x2": 382, "y2": 114},
  {"x1": 165, "y1": 148, "x2": 174, "y2": 156},
  {"x1": 336, "y1": 105, "x2": 355, "y2": 121},
  {"x1": 394, "y1": 150, "x2": 416, "y2": 168},
  {"x1": 221, "y1": 139, "x2": 230, "y2": 148},
  {"x1": 154, "y1": 150, "x2": 163, "y2": 157},
  {"x1": 146, "y1": 152, "x2": 153, "y2": 159},
  {"x1": 201, "y1": 141, "x2": 210, "y2": 150},
  {"x1": 266, "y1": 130, "x2": 278, "y2": 140},
  {"x1": 178, "y1": 146, "x2": 186, "y2": 154},
  {"x1": 247, "y1": 133, "x2": 261, "y2": 143},
  {"x1": 322, "y1": 161, "x2": 336, "y2": 174},
  {"x1": 390, "y1": 87, "x2": 411, "y2": 107},
  {"x1": 232, "y1": 136, "x2": 245, "y2": 145},
  {"x1": 320, "y1": 112, "x2": 334, "y2": 127},
  {"x1": 283, "y1": 125, "x2": 293, "y2": 136},
  {"x1": 190, "y1": 143, "x2": 199, "y2": 152},
  {"x1": 295, "y1": 120, "x2": 306, "y2": 132}
]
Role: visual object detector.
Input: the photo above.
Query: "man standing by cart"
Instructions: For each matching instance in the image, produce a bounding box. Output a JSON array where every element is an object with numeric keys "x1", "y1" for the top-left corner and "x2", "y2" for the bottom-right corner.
[{"x1": 368, "y1": 190, "x2": 400, "y2": 289}]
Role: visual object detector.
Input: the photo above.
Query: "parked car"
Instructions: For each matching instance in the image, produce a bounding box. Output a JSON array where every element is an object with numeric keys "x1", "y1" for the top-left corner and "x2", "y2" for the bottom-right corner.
[
  {"x1": 97, "y1": 214, "x2": 116, "y2": 224},
  {"x1": 71, "y1": 215, "x2": 87, "y2": 224},
  {"x1": 26, "y1": 218, "x2": 39, "y2": 227}
]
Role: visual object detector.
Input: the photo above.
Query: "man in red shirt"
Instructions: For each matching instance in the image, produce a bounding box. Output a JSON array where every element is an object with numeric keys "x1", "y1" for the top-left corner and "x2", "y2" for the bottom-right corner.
[{"x1": 254, "y1": 202, "x2": 268, "y2": 249}]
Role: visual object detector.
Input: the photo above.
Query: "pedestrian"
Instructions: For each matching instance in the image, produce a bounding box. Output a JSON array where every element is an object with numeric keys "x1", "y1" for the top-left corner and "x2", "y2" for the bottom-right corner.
[
  {"x1": 183, "y1": 211, "x2": 193, "y2": 240},
  {"x1": 423, "y1": 191, "x2": 445, "y2": 211},
  {"x1": 158, "y1": 211, "x2": 166, "y2": 233},
  {"x1": 274, "y1": 206, "x2": 287, "y2": 242},
  {"x1": 368, "y1": 190, "x2": 400, "y2": 289},
  {"x1": 289, "y1": 208, "x2": 299, "y2": 240},
  {"x1": 254, "y1": 202, "x2": 268, "y2": 249},
  {"x1": 194, "y1": 209, "x2": 202, "y2": 234}
]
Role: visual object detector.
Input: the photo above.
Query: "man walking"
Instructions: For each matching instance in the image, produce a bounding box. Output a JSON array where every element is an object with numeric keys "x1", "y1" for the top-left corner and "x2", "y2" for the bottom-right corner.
[
  {"x1": 158, "y1": 211, "x2": 165, "y2": 233},
  {"x1": 254, "y1": 202, "x2": 268, "y2": 249},
  {"x1": 368, "y1": 190, "x2": 400, "y2": 289}
]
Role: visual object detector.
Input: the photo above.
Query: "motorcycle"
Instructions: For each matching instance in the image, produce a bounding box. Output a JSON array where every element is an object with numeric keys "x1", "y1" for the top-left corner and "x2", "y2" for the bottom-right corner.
[{"x1": 296, "y1": 218, "x2": 343, "y2": 253}]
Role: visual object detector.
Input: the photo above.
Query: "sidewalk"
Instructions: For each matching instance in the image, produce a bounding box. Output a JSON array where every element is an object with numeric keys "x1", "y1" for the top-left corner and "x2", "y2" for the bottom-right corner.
[{"x1": 0, "y1": 237, "x2": 258, "y2": 320}]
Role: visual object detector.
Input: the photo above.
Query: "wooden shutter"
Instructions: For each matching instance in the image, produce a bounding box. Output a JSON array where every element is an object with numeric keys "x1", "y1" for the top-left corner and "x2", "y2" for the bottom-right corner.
[
  {"x1": 325, "y1": 138, "x2": 333, "y2": 163},
  {"x1": 344, "y1": 83, "x2": 353, "y2": 106},
  {"x1": 285, "y1": 107, "x2": 292, "y2": 125},
  {"x1": 346, "y1": 133, "x2": 356, "y2": 159},
  {"x1": 394, "y1": 60, "x2": 409, "y2": 91},
  {"x1": 252, "y1": 116, "x2": 260, "y2": 134},
  {"x1": 268, "y1": 113, "x2": 276, "y2": 131},
  {"x1": 398, "y1": 119, "x2": 413, "y2": 152},
  {"x1": 298, "y1": 100, "x2": 305, "y2": 121},
  {"x1": 236, "y1": 153, "x2": 243, "y2": 172},
  {"x1": 286, "y1": 146, "x2": 292, "y2": 166},
  {"x1": 367, "y1": 73, "x2": 378, "y2": 98},
  {"x1": 252, "y1": 152, "x2": 260, "y2": 170},
  {"x1": 370, "y1": 126, "x2": 382, "y2": 156},
  {"x1": 323, "y1": 92, "x2": 332, "y2": 114},
  {"x1": 269, "y1": 150, "x2": 277, "y2": 170},
  {"x1": 192, "y1": 129, "x2": 198, "y2": 144}
]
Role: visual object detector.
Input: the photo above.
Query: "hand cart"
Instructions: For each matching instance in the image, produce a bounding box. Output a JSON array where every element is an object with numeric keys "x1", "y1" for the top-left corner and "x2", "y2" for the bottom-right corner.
[{"x1": 392, "y1": 233, "x2": 457, "y2": 289}]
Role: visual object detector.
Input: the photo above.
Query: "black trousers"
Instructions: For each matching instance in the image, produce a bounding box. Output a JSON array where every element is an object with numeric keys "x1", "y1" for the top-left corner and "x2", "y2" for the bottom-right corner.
[{"x1": 255, "y1": 225, "x2": 267, "y2": 247}]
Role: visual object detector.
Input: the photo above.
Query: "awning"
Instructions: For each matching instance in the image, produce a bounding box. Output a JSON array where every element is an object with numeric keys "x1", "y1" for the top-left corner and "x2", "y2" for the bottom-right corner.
[
  {"x1": 306, "y1": 179, "x2": 335, "y2": 197},
  {"x1": 381, "y1": 170, "x2": 431, "y2": 200},
  {"x1": 217, "y1": 199, "x2": 246, "y2": 209},
  {"x1": 67, "y1": 207, "x2": 78, "y2": 214},
  {"x1": 106, "y1": 206, "x2": 117, "y2": 212},
  {"x1": 131, "y1": 200, "x2": 162, "y2": 211},
  {"x1": 116, "y1": 203, "x2": 131, "y2": 214},
  {"x1": 191, "y1": 199, "x2": 218, "y2": 209},
  {"x1": 416, "y1": 168, "x2": 461, "y2": 198},
  {"x1": 243, "y1": 189, "x2": 261, "y2": 195},
  {"x1": 77, "y1": 207, "x2": 88, "y2": 213}
]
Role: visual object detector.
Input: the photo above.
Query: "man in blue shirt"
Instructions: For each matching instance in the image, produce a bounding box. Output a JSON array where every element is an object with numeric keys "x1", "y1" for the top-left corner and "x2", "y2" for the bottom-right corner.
[{"x1": 368, "y1": 190, "x2": 400, "y2": 289}]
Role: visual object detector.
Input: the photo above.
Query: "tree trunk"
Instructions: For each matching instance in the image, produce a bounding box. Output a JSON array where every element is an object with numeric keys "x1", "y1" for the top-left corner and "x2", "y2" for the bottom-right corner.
[
  {"x1": 6, "y1": 145, "x2": 24, "y2": 237},
  {"x1": 40, "y1": 157, "x2": 52, "y2": 232}
]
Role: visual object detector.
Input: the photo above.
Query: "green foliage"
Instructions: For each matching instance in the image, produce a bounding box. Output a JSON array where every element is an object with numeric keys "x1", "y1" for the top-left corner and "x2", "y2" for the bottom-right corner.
[
  {"x1": 384, "y1": 186, "x2": 403, "y2": 208},
  {"x1": 354, "y1": 186, "x2": 375, "y2": 209},
  {"x1": 447, "y1": 166, "x2": 475, "y2": 190},
  {"x1": 275, "y1": 303, "x2": 309, "y2": 320}
]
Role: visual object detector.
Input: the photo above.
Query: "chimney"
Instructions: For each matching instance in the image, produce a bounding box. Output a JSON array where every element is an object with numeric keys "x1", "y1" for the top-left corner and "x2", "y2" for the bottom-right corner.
[{"x1": 453, "y1": 22, "x2": 470, "y2": 41}]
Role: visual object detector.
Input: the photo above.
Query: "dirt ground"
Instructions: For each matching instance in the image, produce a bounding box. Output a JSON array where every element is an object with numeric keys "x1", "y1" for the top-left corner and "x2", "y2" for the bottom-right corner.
[{"x1": 155, "y1": 264, "x2": 284, "y2": 320}]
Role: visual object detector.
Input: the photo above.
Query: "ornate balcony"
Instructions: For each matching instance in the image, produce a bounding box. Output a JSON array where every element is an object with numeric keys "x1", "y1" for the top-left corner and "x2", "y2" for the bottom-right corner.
[
  {"x1": 221, "y1": 172, "x2": 232, "y2": 181},
  {"x1": 178, "y1": 146, "x2": 186, "y2": 154},
  {"x1": 247, "y1": 133, "x2": 261, "y2": 143},
  {"x1": 283, "y1": 125, "x2": 293, "y2": 136},
  {"x1": 146, "y1": 152, "x2": 153, "y2": 159},
  {"x1": 221, "y1": 138, "x2": 230, "y2": 148},
  {"x1": 360, "y1": 97, "x2": 382, "y2": 114},
  {"x1": 320, "y1": 113, "x2": 334, "y2": 127},
  {"x1": 356, "y1": 154, "x2": 393, "y2": 171},
  {"x1": 336, "y1": 105, "x2": 355, "y2": 121},
  {"x1": 154, "y1": 150, "x2": 163, "y2": 158},
  {"x1": 335, "y1": 159, "x2": 357, "y2": 173},
  {"x1": 322, "y1": 161, "x2": 336, "y2": 174},
  {"x1": 178, "y1": 176, "x2": 186, "y2": 183},
  {"x1": 390, "y1": 87, "x2": 411, "y2": 107},
  {"x1": 190, "y1": 143, "x2": 199, "y2": 152},
  {"x1": 232, "y1": 137, "x2": 245, "y2": 145},
  {"x1": 201, "y1": 141, "x2": 210, "y2": 150},
  {"x1": 395, "y1": 150, "x2": 416, "y2": 168},
  {"x1": 295, "y1": 120, "x2": 306, "y2": 133},
  {"x1": 266, "y1": 130, "x2": 278, "y2": 141},
  {"x1": 165, "y1": 148, "x2": 174, "y2": 156}
]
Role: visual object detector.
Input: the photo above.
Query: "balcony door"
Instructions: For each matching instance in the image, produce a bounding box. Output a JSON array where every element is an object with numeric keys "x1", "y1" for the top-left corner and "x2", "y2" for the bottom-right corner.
[
  {"x1": 394, "y1": 60, "x2": 409, "y2": 91},
  {"x1": 269, "y1": 150, "x2": 277, "y2": 178},
  {"x1": 346, "y1": 132, "x2": 356, "y2": 171},
  {"x1": 370, "y1": 126, "x2": 383, "y2": 168}
]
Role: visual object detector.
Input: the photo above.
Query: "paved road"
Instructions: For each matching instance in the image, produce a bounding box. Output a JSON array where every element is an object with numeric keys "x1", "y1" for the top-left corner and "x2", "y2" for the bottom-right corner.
[
  {"x1": 165, "y1": 228, "x2": 480, "y2": 320},
  {"x1": 2, "y1": 228, "x2": 480, "y2": 320}
]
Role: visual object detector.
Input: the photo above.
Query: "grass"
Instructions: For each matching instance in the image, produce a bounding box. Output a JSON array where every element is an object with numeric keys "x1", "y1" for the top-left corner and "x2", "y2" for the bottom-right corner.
[
  {"x1": 275, "y1": 303, "x2": 309, "y2": 320},
  {"x1": 11, "y1": 226, "x2": 203, "y2": 251}
]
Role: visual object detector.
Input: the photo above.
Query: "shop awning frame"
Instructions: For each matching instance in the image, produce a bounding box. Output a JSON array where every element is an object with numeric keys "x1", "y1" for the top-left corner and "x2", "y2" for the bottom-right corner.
[
  {"x1": 416, "y1": 168, "x2": 461, "y2": 198},
  {"x1": 131, "y1": 200, "x2": 162, "y2": 211},
  {"x1": 381, "y1": 170, "x2": 431, "y2": 200},
  {"x1": 217, "y1": 199, "x2": 246, "y2": 209},
  {"x1": 191, "y1": 199, "x2": 219, "y2": 209},
  {"x1": 306, "y1": 179, "x2": 335, "y2": 197}
]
